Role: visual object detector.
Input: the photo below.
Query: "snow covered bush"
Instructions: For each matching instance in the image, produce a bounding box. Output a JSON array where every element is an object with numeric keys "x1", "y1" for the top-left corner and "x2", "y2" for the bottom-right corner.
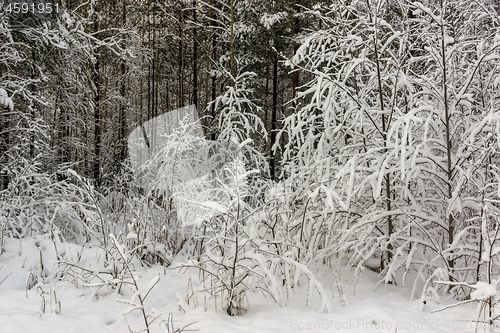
[
  {"x1": 60, "y1": 169, "x2": 177, "y2": 277},
  {"x1": 174, "y1": 71, "x2": 331, "y2": 315},
  {"x1": 277, "y1": 0, "x2": 500, "y2": 299},
  {"x1": 278, "y1": 0, "x2": 411, "y2": 281},
  {"x1": 0, "y1": 2, "x2": 108, "y2": 252},
  {"x1": 0, "y1": 113, "x2": 90, "y2": 254},
  {"x1": 178, "y1": 164, "x2": 258, "y2": 315},
  {"x1": 178, "y1": 170, "x2": 332, "y2": 315},
  {"x1": 433, "y1": 214, "x2": 500, "y2": 331},
  {"x1": 210, "y1": 70, "x2": 268, "y2": 172}
]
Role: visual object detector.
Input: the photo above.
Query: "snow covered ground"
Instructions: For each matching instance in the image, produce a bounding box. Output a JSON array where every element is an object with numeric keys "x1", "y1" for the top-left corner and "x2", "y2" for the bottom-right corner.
[{"x1": 0, "y1": 237, "x2": 486, "y2": 333}]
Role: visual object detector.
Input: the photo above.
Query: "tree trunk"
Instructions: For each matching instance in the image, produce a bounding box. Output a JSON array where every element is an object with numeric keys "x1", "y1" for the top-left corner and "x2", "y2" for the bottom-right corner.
[
  {"x1": 119, "y1": 1, "x2": 128, "y2": 163},
  {"x1": 0, "y1": 107, "x2": 9, "y2": 190},
  {"x1": 93, "y1": 57, "x2": 101, "y2": 188},
  {"x1": 439, "y1": 0, "x2": 454, "y2": 273},
  {"x1": 193, "y1": 1, "x2": 198, "y2": 110},
  {"x1": 366, "y1": 0, "x2": 392, "y2": 269},
  {"x1": 210, "y1": 9, "x2": 217, "y2": 141},
  {"x1": 270, "y1": 58, "x2": 278, "y2": 181},
  {"x1": 179, "y1": 1, "x2": 184, "y2": 108},
  {"x1": 230, "y1": 0, "x2": 235, "y2": 81},
  {"x1": 292, "y1": 0, "x2": 301, "y2": 108}
]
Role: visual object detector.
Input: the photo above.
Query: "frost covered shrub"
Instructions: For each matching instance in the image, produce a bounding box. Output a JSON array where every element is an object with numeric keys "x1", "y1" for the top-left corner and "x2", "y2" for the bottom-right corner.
[
  {"x1": 182, "y1": 171, "x2": 257, "y2": 316},
  {"x1": 277, "y1": 0, "x2": 411, "y2": 283},
  {"x1": 0, "y1": 112, "x2": 89, "y2": 252},
  {"x1": 276, "y1": 0, "x2": 500, "y2": 300},
  {"x1": 179, "y1": 175, "x2": 333, "y2": 315},
  {"x1": 111, "y1": 192, "x2": 176, "y2": 267},
  {"x1": 431, "y1": 214, "x2": 500, "y2": 331},
  {"x1": 64, "y1": 169, "x2": 179, "y2": 269},
  {"x1": 175, "y1": 149, "x2": 333, "y2": 314}
]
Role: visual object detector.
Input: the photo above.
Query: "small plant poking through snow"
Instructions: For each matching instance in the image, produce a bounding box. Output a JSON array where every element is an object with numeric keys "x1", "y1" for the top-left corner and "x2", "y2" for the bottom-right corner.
[
  {"x1": 432, "y1": 213, "x2": 500, "y2": 332},
  {"x1": 37, "y1": 284, "x2": 61, "y2": 316},
  {"x1": 112, "y1": 234, "x2": 160, "y2": 333}
]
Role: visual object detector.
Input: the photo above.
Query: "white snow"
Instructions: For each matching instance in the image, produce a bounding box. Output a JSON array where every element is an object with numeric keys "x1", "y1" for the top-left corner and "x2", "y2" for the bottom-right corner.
[
  {"x1": 0, "y1": 237, "x2": 486, "y2": 333},
  {"x1": 0, "y1": 88, "x2": 13, "y2": 111},
  {"x1": 260, "y1": 12, "x2": 288, "y2": 30},
  {"x1": 470, "y1": 281, "x2": 497, "y2": 301}
]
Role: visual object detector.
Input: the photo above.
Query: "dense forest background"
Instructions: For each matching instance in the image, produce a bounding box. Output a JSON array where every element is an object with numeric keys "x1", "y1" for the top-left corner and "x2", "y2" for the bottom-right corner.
[{"x1": 3, "y1": 0, "x2": 500, "y2": 326}]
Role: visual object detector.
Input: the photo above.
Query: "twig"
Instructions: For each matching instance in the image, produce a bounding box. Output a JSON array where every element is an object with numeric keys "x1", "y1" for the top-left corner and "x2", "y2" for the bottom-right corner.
[{"x1": 0, "y1": 271, "x2": 12, "y2": 285}]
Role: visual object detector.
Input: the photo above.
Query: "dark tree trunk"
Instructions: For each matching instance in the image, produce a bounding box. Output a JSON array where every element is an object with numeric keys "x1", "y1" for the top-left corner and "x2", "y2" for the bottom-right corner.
[
  {"x1": 179, "y1": 1, "x2": 184, "y2": 108},
  {"x1": 119, "y1": 2, "x2": 128, "y2": 164},
  {"x1": 0, "y1": 107, "x2": 9, "y2": 190},
  {"x1": 211, "y1": 16, "x2": 217, "y2": 141},
  {"x1": 270, "y1": 58, "x2": 278, "y2": 181},
  {"x1": 93, "y1": 57, "x2": 101, "y2": 188},
  {"x1": 292, "y1": 0, "x2": 301, "y2": 108},
  {"x1": 193, "y1": 1, "x2": 198, "y2": 110}
]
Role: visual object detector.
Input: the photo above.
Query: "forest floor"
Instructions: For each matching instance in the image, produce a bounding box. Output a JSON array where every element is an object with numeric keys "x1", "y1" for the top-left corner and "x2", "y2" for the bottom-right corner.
[{"x1": 0, "y1": 237, "x2": 487, "y2": 333}]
